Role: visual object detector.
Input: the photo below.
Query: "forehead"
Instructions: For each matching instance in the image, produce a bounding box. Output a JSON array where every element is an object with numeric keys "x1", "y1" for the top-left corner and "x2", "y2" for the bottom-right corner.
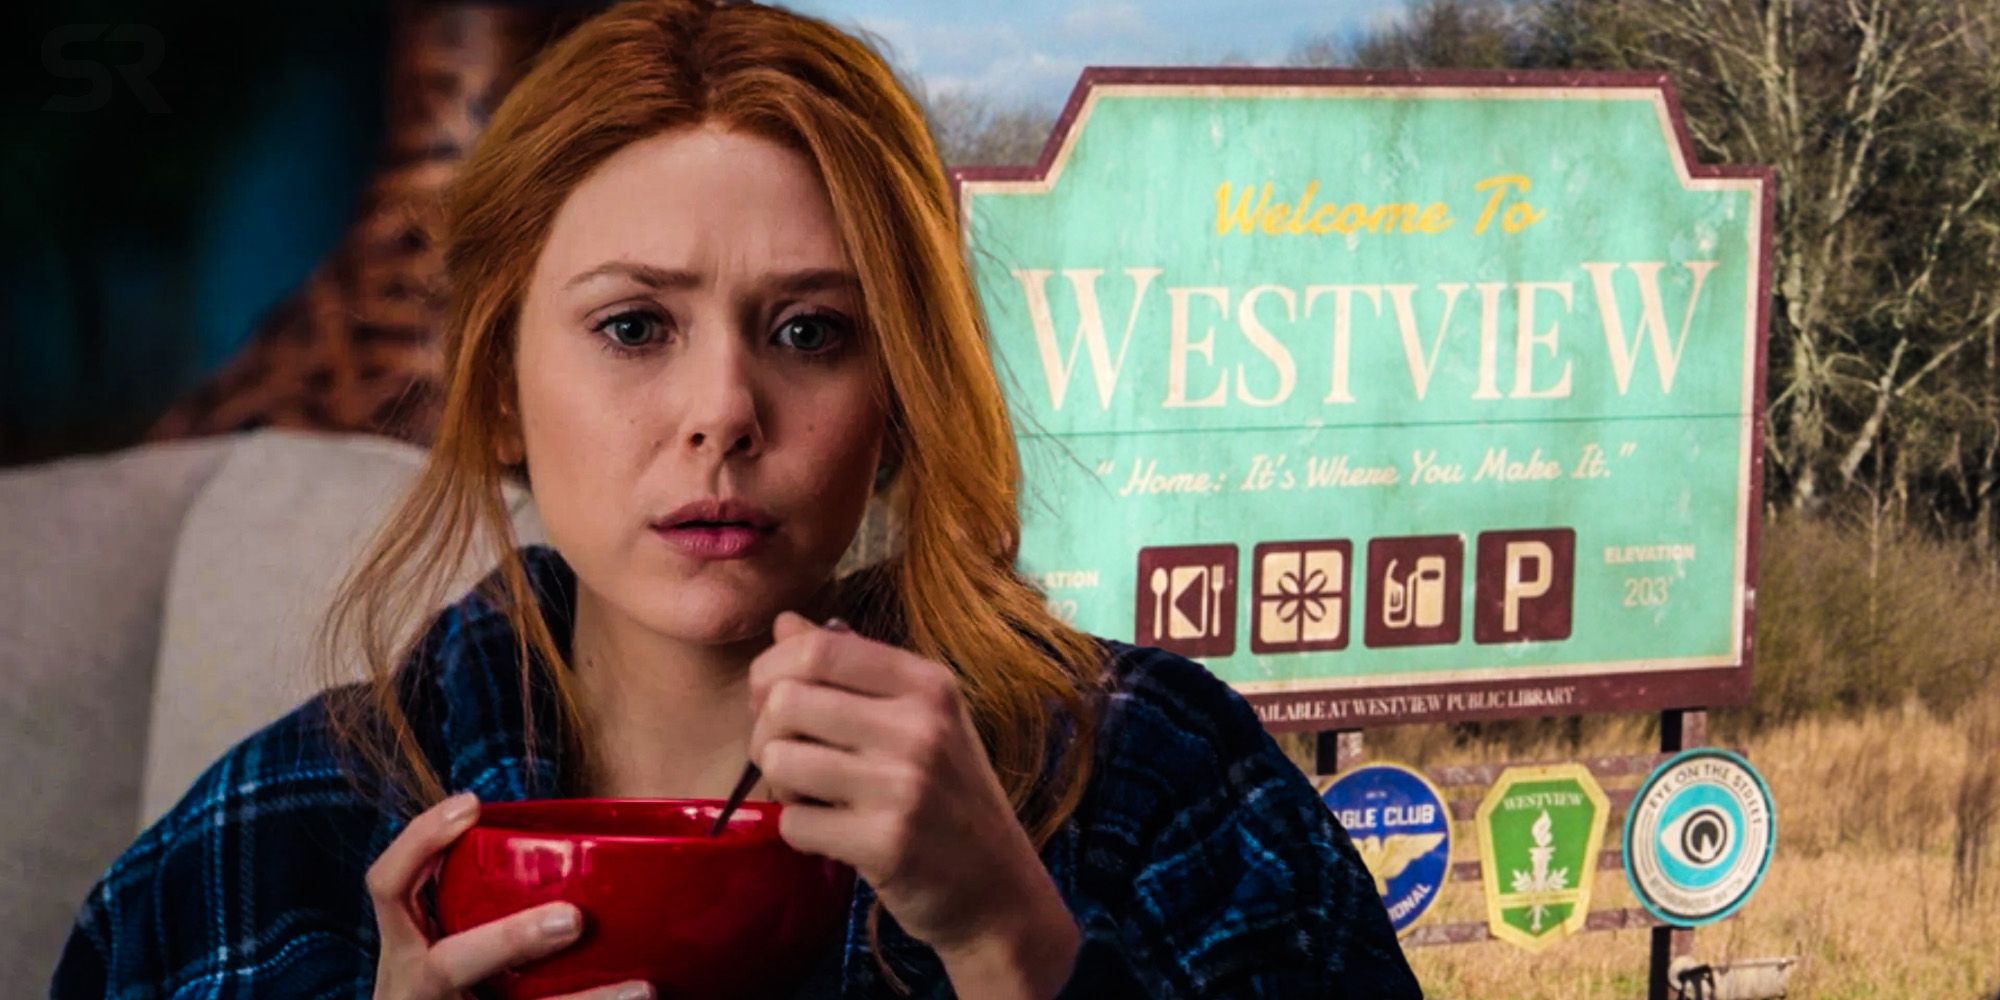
[{"x1": 533, "y1": 124, "x2": 852, "y2": 284}]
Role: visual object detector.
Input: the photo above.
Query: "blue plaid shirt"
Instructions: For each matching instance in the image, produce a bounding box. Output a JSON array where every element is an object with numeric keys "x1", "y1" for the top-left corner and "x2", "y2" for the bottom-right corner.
[{"x1": 51, "y1": 544, "x2": 1419, "y2": 998}]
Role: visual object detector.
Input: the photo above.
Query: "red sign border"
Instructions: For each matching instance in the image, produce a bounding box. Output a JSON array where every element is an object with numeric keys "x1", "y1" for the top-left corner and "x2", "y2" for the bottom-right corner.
[{"x1": 952, "y1": 67, "x2": 1772, "y2": 729}]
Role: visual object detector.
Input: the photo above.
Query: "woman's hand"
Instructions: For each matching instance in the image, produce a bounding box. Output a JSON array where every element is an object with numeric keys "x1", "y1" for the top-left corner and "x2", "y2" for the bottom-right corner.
[
  {"x1": 747, "y1": 613, "x2": 1081, "y2": 996},
  {"x1": 366, "y1": 792, "x2": 655, "y2": 1000}
]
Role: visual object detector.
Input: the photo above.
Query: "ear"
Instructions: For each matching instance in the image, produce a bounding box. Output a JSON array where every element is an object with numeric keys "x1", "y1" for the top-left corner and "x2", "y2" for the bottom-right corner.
[
  {"x1": 496, "y1": 430, "x2": 524, "y2": 467},
  {"x1": 495, "y1": 397, "x2": 525, "y2": 466},
  {"x1": 873, "y1": 429, "x2": 902, "y2": 492}
]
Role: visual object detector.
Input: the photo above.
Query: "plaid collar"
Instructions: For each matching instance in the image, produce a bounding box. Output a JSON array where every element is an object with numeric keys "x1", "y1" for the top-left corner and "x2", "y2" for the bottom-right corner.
[{"x1": 428, "y1": 543, "x2": 576, "y2": 803}]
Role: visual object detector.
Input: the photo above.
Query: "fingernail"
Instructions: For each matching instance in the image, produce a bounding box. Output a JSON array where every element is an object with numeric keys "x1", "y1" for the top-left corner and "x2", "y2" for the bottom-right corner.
[
  {"x1": 614, "y1": 983, "x2": 654, "y2": 1000},
  {"x1": 540, "y1": 905, "x2": 580, "y2": 938},
  {"x1": 442, "y1": 791, "x2": 478, "y2": 825},
  {"x1": 824, "y1": 617, "x2": 850, "y2": 632}
]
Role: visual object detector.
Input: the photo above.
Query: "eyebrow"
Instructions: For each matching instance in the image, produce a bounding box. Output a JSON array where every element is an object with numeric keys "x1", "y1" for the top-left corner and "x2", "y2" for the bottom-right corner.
[{"x1": 564, "y1": 261, "x2": 861, "y2": 296}]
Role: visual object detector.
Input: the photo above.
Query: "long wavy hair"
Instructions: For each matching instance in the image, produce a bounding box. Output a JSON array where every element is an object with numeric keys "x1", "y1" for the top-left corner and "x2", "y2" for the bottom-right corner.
[{"x1": 312, "y1": 0, "x2": 1109, "y2": 989}]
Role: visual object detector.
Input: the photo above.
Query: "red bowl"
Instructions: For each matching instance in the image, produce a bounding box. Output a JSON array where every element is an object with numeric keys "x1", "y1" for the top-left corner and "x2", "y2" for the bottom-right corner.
[{"x1": 434, "y1": 798, "x2": 855, "y2": 1000}]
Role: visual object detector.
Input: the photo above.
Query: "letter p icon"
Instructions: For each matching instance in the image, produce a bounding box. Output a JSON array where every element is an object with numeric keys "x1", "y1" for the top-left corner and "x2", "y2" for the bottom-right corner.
[
  {"x1": 1502, "y1": 542, "x2": 1552, "y2": 632},
  {"x1": 1474, "y1": 528, "x2": 1573, "y2": 645}
]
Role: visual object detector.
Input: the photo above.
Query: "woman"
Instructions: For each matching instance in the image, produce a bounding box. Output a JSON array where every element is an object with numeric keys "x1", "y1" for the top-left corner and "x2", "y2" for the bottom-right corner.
[{"x1": 51, "y1": 1, "x2": 1420, "y2": 997}]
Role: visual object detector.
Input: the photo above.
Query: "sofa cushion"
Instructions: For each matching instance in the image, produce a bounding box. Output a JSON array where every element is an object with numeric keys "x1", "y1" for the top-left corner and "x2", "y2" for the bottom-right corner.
[
  {"x1": 0, "y1": 436, "x2": 234, "y2": 986},
  {"x1": 141, "y1": 429, "x2": 544, "y2": 827}
]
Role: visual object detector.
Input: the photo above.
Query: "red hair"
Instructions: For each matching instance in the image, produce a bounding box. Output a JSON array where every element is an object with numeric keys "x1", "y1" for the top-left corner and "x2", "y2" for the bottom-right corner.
[{"x1": 315, "y1": 1, "x2": 1109, "y2": 989}]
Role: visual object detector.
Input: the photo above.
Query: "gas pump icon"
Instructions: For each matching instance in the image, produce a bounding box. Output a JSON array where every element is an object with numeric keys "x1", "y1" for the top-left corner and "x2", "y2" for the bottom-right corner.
[
  {"x1": 1365, "y1": 535, "x2": 1463, "y2": 648},
  {"x1": 1382, "y1": 556, "x2": 1449, "y2": 630}
]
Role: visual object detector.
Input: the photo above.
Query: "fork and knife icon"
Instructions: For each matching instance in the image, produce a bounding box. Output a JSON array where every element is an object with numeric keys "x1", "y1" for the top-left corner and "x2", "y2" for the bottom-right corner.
[{"x1": 1148, "y1": 562, "x2": 1228, "y2": 641}]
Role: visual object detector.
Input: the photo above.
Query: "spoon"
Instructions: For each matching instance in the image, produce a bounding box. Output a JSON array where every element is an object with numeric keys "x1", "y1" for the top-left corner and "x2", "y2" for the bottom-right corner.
[
  {"x1": 709, "y1": 616, "x2": 850, "y2": 837},
  {"x1": 1149, "y1": 567, "x2": 1168, "y2": 639}
]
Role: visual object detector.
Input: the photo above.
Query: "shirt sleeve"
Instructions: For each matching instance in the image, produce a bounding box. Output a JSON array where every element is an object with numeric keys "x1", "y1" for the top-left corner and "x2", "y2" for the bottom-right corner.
[
  {"x1": 1052, "y1": 646, "x2": 1423, "y2": 999},
  {"x1": 47, "y1": 829, "x2": 180, "y2": 1000},
  {"x1": 45, "y1": 698, "x2": 385, "y2": 1000},
  {"x1": 48, "y1": 905, "x2": 112, "y2": 999},
  {"x1": 47, "y1": 829, "x2": 378, "y2": 1000}
]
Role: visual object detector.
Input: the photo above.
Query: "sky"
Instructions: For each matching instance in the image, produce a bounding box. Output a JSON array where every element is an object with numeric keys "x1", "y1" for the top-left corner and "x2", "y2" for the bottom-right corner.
[{"x1": 784, "y1": 0, "x2": 1408, "y2": 112}]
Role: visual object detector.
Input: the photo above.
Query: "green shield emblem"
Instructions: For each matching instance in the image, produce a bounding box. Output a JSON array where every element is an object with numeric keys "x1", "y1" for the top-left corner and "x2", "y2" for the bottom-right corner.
[{"x1": 1475, "y1": 763, "x2": 1610, "y2": 950}]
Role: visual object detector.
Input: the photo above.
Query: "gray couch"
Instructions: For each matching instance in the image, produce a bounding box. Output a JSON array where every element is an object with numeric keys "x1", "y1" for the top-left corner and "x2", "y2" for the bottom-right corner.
[{"x1": 0, "y1": 429, "x2": 546, "y2": 984}]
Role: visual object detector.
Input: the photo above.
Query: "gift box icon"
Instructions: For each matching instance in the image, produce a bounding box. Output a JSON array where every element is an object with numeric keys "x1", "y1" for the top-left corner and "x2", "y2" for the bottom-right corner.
[{"x1": 1253, "y1": 541, "x2": 1352, "y2": 653}]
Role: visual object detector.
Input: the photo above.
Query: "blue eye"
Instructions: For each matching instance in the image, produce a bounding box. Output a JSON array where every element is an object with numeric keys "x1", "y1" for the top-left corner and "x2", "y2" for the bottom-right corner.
[
  {"x1": 593, "y1": 310, "x2": 663, "y2": 354},
  {"x1": 774, "y1": 313, "x2": 849, "y2": 354}
]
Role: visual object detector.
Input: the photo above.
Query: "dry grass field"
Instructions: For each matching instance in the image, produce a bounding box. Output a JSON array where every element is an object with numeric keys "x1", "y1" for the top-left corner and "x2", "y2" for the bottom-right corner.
[{"x1": 1276, "y1": 517, "x2": 2000, "y2": 998}]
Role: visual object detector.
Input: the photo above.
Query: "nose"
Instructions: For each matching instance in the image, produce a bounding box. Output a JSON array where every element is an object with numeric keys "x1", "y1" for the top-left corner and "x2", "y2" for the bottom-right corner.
[{"x1": 675, "y1": 331, "x2": 765, "y2": 460}]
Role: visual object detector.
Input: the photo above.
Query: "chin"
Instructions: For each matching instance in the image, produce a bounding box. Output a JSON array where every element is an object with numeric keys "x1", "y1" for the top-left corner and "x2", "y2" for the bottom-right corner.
[{"x1": 636, "y1": 582, "x2": 782, "y2": 646}]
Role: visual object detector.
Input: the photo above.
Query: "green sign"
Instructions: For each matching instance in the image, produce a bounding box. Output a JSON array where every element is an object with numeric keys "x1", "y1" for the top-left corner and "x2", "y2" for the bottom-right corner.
[
  {"x1": 1474, "y1": 763, "x2": 1610, "y2": 951},
  {"x1": 956, "y1": 69, "x2": 1768, "y2": 728}
]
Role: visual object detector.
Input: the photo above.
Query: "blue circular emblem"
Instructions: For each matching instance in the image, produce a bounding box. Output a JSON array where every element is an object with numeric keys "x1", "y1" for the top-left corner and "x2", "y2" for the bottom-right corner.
[
  {"x1": 1623, "y1": 748, "x2": 1775, "y2": 926},
  {"x1": 1322, "y1": 762, "x2": 1451, "y2": 934}
]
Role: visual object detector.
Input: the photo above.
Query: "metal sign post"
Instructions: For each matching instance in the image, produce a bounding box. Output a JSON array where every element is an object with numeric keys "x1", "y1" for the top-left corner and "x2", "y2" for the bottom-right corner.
[{"x1": 1650, "y1": 707, "x2": 1707, "y2": 1000}]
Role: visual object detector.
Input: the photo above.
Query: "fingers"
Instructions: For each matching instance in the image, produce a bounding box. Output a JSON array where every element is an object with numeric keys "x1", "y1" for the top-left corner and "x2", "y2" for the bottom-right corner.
[
  {"x1": 751, "y1": 617, "x2": 917, "y2": 711},
  {"x1": 367, "y1": 791, "x2": 479, "y2": 954},
  {"x1": 773, "y1": 795, "x2": 871, "y2": 866},
  {"x1": 759, "y1": 737, "x2": 869, "y2": 807},
  {"x1": 366, "y1": 793, "x2": 647, "y2": 999},
  {"x1": 540, "y1": 980, "x2": 656, "y2": 1000},
  {"x1": 770, "y1": 611, "x2": 850, "y2": 640},
  {"x1": 771, "y1": 609, "x2": 819, "y2": 642},
  {"x1": 422, "y1": 901, "x2": 590, "y2": 992},
  {"x1": 750, "y1": 677, "x2": 895, "y2": 757}
]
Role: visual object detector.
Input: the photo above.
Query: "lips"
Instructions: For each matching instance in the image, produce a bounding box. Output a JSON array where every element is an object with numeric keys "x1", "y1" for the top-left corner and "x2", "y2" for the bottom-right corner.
[
  {"x1": 655, "y1": 523, "x2": 765, "y2": 559},
  {"x1": 652, "y1": 497, "x2": 778, "y2": 532},
  {"x1": 651, "y1": 497, "x2": 776, "y2": 561}
]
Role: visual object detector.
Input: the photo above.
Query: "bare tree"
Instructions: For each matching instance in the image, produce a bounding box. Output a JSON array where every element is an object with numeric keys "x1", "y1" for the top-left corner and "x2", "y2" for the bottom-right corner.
[
  {"x1": 1579, "y1": 0, "x2": 1991, "y2": 518},
  {"x1": 1295, "y1": 0, "x2": 2000, "y2": 550},
  {"x1": 920, "y1": 91, "x2": 1053, "y2": 168},
  {"x1": 1290, "y1": 0, "x2": 1523, "y2": 69}
]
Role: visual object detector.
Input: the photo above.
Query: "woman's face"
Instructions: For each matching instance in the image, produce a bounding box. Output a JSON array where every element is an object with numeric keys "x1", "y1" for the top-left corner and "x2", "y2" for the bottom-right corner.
[{"x1": 509, "y1": 124, "x2": 887, "y2": 648}]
